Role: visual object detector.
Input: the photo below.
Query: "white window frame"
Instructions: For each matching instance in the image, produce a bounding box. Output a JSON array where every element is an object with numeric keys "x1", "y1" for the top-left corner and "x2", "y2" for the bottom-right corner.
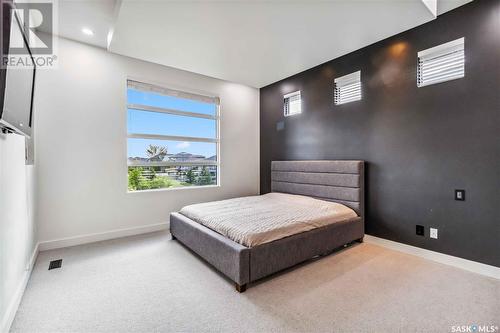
[
  {"x1": 417, "y1": 37, "x2": 465, "y2": 88},
  {"x1": 334, "y1": 70, "x2": 361, "y2": 105},
  {"x1": 126, "y1": 79, "x2": 220, "y2": 192},
  {"x1": 283, "y1": 91, "x2": 301, "y2": 117}
]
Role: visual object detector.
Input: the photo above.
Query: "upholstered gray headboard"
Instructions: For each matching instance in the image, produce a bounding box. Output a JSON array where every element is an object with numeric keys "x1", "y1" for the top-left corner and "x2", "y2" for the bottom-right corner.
[{"x1": 271, "y1": 160, "x2": 365, "y2": 217}]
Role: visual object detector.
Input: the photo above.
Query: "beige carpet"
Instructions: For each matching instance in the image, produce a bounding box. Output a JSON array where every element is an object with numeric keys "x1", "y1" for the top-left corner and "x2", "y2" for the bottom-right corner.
[{"x1": 11, "y1": 231, "x2": 499, "y2": 333}]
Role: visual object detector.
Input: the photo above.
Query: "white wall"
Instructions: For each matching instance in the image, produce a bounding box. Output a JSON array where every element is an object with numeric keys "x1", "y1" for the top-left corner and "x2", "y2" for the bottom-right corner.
[
  {"x1": 0, "y1": 134, "x2": 37, "y2": 332},
  {"x1": 35, "y1": 37, "x2": 260, "y2": 244}
]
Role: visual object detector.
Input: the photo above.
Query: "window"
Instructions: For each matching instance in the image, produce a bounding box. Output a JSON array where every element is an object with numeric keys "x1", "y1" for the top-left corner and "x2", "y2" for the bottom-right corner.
[
  {"x1": 417, "y1": 37, "x2": 465, "y2": 87},
  {"x1": 284, "y1": 91, "x2": 301, "y2": 116},
  {"x1": 127, "y1": 80, "x2": 219, "y2": 191},
  {"x1": 334, "y1": 71, "x2": 361, "y2": 105}
]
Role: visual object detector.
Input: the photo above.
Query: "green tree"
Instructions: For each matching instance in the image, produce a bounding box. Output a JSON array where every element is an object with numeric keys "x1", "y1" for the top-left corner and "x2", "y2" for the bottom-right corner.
[
  {"x1": 148, "y1": 176, "x2": 172, "y2": 189},
  {"x1": 129, "y1": 167, "x2": 185, "y2": 191},
  {"x1": 186, "y1": 169, "x2": 196, "y2": 184},
  {"x1": 128, "y1": 167, "x2": 143, "y2": 190},
  {"x1": 197, "y1": 167, "x2": 213, "y2": 185}
]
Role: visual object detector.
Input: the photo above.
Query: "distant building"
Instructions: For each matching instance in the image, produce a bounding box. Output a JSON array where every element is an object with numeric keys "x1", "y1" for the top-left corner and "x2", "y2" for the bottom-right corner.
[
  {"x1": 128, "y1": 152, "x2": 217, "y2": 184},
  {"x1": 168, "y1": 152, "x2": 205, "y2": 162},
  {"x1": 127, "y1": 156, "x2": 149, "y2": 163}
]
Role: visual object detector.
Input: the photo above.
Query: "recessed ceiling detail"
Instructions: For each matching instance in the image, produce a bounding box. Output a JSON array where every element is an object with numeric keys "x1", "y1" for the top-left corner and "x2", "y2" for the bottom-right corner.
[
  {"x1": 52, "y1": 0, "x2": 472, "y2": 88},
  {"x1": 43, "y1": 0, "x2": 121, "y2": 49}
]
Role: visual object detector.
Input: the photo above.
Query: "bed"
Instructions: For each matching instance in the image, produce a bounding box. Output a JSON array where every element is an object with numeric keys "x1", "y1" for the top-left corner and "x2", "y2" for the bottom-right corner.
[{"x1": 170, "y1": 160, "x2": 365, "y2": 292}]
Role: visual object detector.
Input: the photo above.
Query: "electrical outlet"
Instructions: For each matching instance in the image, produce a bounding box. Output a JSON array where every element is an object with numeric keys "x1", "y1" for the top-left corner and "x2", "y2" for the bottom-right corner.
[
  {"x1": 416, "y1": 225, "x2": 425, "y2": 236},
  {"x1": 430, "y1": 228, "x2": 438, "y2": 239}
]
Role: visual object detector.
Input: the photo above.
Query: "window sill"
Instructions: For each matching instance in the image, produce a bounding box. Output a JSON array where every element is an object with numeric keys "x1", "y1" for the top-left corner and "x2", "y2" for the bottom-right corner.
[{"x1": 127, "y1": 184, "x2": 220, "y2": 194}]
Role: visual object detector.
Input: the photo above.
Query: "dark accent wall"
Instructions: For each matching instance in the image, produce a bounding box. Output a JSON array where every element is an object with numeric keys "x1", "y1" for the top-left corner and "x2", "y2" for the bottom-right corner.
[{"x1": 260, "y1": 0, "x2": 500, "y2": 267}]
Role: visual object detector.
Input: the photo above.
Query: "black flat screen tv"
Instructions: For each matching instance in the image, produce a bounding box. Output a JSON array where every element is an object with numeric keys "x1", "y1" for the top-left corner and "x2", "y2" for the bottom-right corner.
[{"x1": 0, "y1": 0, "x2": 36, "y2": 137}]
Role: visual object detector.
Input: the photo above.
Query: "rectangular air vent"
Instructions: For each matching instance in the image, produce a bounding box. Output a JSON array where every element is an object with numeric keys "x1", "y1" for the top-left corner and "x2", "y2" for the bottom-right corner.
[
  {"x1": 283, "y1": 91, "x2": 301, "y2": 117},
  {"x1": 417, "y1": 37, "x2": 465, "y2": 87},
  {"x1": 334, "y1": 71, "x2": 361, "y2": 105},
  {"x1": 48, "y1": 259, "x2": 63, "y2": 270}
]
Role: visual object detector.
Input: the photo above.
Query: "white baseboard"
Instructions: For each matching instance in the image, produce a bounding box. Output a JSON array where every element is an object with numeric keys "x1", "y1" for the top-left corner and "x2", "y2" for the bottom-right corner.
[
  {"x1": 1, "y1": 243, "x2": 39, "y2": 333},
  {"x1": 38, "y1": 222, "x2": 169, "y2": 251},
  {"x1": 364, "y1": 235, "x2": 500, "y2": 280}
]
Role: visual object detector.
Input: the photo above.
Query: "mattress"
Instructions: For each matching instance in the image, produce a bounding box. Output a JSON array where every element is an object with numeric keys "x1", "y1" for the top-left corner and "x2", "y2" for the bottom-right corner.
[{"x1": 178, "y1": 192, "x2": 358, "y2": 247}]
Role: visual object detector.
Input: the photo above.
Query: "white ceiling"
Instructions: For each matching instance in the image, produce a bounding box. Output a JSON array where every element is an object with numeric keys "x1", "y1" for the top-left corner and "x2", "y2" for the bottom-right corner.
[
  {"x1": 49, "y1": 0, "x2": 119, "y2": 49},
  {"x1": 53, "y1": 0, "x2": 472, "y2": 88}
]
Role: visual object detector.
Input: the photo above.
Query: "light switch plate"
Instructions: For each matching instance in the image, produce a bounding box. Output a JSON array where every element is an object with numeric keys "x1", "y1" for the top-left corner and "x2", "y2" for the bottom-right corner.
[
  {"x1": 455, "y1": 189, "x2": 465, "y2": 201},
  {"x1": 430, "y1": 228, "x2": 438, "y2": 239}
]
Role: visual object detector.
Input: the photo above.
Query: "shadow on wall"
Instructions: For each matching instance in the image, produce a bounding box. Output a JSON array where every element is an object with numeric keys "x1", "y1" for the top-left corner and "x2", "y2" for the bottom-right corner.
[{"x1": 0, "y1": 133, "x2": 37, "y2": 332}]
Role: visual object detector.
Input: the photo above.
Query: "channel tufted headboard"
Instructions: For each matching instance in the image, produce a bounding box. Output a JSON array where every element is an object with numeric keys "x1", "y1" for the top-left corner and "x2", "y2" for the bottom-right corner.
[{"x1": 271, "y1": 160, "x2": 365, "y2": 218}]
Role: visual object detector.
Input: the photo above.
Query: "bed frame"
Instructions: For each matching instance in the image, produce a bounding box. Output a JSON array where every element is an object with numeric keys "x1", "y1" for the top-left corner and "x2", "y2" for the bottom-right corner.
[{"x1": 170, "y1": 160, "x2": 365, "y2": 292}]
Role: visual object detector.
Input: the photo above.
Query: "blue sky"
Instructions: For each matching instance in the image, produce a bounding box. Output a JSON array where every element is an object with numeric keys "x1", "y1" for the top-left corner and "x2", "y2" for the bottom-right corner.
[{"x1": 127, "y1": 89, "x2": 217, "y2": 158}]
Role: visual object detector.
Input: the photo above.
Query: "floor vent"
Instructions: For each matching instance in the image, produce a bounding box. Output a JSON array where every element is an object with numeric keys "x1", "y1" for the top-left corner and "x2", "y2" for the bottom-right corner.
[{"x1": 48, "y1": 259, "x2": 63, "y2": 270}]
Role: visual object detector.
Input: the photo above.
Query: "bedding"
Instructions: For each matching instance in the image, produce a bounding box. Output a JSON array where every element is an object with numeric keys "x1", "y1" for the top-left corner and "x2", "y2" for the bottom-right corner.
[{"x1": 179, "y1": 192, "x2": 358, "y2": 247}]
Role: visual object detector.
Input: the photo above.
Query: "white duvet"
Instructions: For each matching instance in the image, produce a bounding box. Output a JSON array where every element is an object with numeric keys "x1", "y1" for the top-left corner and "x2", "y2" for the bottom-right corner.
[{"x1": 179, "y1": 192, "x2": 358, "y2": 247}]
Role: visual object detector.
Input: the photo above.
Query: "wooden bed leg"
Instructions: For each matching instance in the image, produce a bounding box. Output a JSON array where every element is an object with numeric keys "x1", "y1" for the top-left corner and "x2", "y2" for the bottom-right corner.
[
  {"x1": 357, "y1": 237, "x2": 364, "y2": 243},
  {"x1": 235, "y1": 283, "x2": 247, "y2": 293},
  {"x1": 171, "y1": 234, "x2": 176, "y2": 240}
]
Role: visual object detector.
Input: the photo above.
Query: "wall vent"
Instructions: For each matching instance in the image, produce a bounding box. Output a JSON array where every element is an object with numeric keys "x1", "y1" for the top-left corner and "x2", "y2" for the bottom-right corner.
[
  {"x1": 417, "y1": 37, "x2": 465, "y2": 87},
  {"x1": 334, "y1": 71, "x2": 361, "y2": 105},
  {"x1": 48, "y1": 259, "x2": 63, "y2": 270}
]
